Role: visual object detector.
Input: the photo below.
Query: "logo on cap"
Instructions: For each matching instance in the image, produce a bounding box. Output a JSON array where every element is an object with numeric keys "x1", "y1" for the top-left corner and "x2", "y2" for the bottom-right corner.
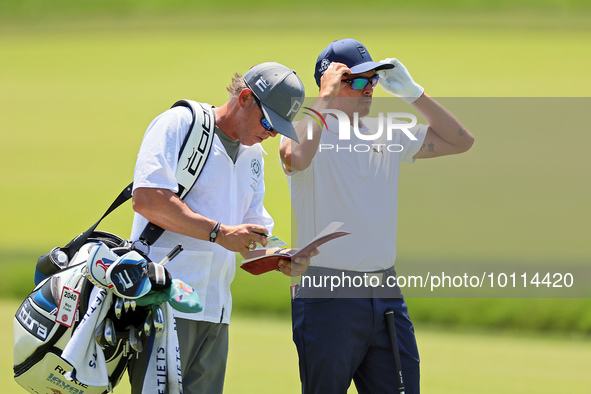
[
  {"x1": 318, "y1": 58, "x2": 331, "y2": 74},
  {"x1": 286, "y1": 100, "x2": 302, "y2": 118},
  {"x1": 255, "y1": 76, "x2": 270, "y2": 92},
  {"x1": 356, "y1": 45, "x2": 367, "y2": 58}
]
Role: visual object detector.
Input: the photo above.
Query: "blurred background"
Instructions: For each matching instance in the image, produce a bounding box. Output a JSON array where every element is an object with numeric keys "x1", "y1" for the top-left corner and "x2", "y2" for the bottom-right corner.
[{"x1": 2, "y1": 0, "x2": 590, "y2": 392}]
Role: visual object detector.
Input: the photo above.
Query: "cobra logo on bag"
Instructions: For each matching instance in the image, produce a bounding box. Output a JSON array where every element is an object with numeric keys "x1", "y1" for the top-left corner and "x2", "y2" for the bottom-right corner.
[{"x1": 15, "y1": 298, "x2": 54, "y2": 341}]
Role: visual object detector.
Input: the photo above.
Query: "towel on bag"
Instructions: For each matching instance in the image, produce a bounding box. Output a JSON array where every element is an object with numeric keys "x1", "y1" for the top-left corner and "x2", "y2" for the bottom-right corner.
[
  {"x1": 142, "y1": 303, "x2": 183, "y2": 393},
  {"x1": 62, "y1": 286, "x2": 113, "y2": 387}
]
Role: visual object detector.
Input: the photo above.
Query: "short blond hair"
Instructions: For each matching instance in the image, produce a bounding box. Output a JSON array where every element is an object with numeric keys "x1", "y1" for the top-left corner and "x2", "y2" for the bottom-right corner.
[{"x1": 227, "y1": 73, "x2": 247, "y2": 99}]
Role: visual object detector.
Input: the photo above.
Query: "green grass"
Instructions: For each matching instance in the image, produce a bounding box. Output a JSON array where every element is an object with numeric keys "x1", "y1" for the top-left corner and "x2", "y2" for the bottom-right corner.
[
  {"x1": 1, "y1": 5, "x2": 591, "y2": 335},
  {"x1": 6, "y1": 299, "x2": 591, "y2": 393},
  {"x1": 3, "y1": 5, "x2": 591, "y2": 394}
]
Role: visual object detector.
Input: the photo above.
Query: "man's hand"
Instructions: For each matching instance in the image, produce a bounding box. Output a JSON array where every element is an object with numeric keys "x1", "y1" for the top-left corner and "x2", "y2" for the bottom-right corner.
[
  {"x1": 217, "y1": 223, "x2": 269, "y2": 253},
  {"x1": 318, "y1": 62, "x2": 350, "y2": 98},
  {"x1": 280, "y1": 62, "x2": 350, "y2": 173},
  {"x1": 377, "y1": 58, "x2": 424, "y2": 103},
  {"x1": 277, "y1": 248, "x2": 319, "y2": 277}
]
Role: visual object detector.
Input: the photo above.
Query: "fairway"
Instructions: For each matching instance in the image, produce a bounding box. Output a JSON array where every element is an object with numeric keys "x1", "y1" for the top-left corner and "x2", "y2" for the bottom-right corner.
[
  {"x1": 6, "y1": 299, "x2": 590, "y2": 393},
  {"x1": 2, "y1": 3, "x2": 591, "y2": 393},
  {"x1": 1, "y1": 9, "x2": 590, "y2": 259}
]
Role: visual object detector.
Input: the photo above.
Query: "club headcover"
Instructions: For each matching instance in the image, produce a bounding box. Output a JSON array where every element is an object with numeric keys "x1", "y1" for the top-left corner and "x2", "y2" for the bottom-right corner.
[
  {"x1": 147, "y1": 262, "x2": 172, "y2": 291},
  {"x1": 106, "y1": 250, "x2": 151, "y2": 299},
  {"x1": 135, "y1": 279, "x2": 202, "y2": 314},
  {"x1": 84, "y1": 242, "x2": 119, "y2": 289},
  {"x1": 135, "y1": 289, "x2": 170, "y2": 307},
  {"x1": 168, "y1": 279, "x2": 202, "y2": 313}
]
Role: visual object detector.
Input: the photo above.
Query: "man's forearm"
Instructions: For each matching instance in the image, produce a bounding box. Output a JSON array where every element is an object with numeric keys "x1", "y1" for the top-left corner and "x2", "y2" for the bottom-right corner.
[
  {"x1": 412, "y1": 93, "x2": 474, "y2": 152},
  {"x1": 133, "y1": 187, "x2": 215, "y2": 241},
  {"x1": 133, "y1": 187, "x2": 270, "y2": 253},
  {"x1": 280, "y1": 97, "x2": 334, "y2": 172}
]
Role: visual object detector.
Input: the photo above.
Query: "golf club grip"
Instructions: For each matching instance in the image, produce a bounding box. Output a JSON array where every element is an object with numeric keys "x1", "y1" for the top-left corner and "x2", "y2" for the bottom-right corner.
[
  {"x1": 167, "y1": 244, "x2": 183, "y2": 260},
  {"x1": 385, "y1": 309, "x2": 405, "y2": 394},
  {"x1": 158, "y1": 244, "x2": 183, "y2": 266}
]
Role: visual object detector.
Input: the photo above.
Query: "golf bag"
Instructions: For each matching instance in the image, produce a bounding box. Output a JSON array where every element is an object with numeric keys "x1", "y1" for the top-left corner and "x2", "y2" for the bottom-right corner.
[
  {"x1": 13, "y1": 99, "x2": 214, "y2": 393},
  {"x1": 14, "y1": 176, "x2": 137, "y2": 392},
  {"x1": 14, "y1": 236, "x2": 132, "y2": 394}
]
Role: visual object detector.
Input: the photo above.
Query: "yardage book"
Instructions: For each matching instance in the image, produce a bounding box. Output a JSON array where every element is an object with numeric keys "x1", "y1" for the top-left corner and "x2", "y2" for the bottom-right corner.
[{"x1": 240, "y1": 223, "x2": 351, "y2": 275}]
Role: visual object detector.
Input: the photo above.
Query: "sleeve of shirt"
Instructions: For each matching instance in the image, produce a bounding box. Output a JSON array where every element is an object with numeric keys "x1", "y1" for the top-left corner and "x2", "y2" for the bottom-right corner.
[{"x1": 132, "y1": 106, "x2": 193, "y2": 193}]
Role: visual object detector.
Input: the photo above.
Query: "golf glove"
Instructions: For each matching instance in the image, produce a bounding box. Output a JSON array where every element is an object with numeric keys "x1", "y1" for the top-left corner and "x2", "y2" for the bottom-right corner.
[{"x1": 377, "y1": 58, "x2": 424, "y2": 104}]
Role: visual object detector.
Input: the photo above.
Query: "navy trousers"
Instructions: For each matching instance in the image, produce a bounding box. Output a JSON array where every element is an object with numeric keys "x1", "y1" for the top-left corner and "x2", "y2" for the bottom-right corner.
[{"x1": 292, "y1": 296, "x2": 420, "y2": 394}]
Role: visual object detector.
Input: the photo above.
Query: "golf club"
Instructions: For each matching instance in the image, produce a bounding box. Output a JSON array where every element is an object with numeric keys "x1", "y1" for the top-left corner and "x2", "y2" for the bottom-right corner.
[
  {"x1": 129, "y1": 325, "x2": 142, "y2": 353},
  {"x1": 104, "y1": 318, "x2": 117, "y2": 347},
  {"x1": 144, "y1": 309, "x2": 153, "y2": 337},
  {"x1": 385, "y1": 309, "x2": 405, "y2": 394},
  {"x1": 157, "y1": 244, "x2": 183, "y2": 266},
  {"x1": 114, "y1": 297, "x2": 124, "y2": 319},
  {"x1": 153, "y1": 305, "x2": 164, "y2": 333},
  {"x1": 95, "y1": 319, "x2": 107, "y2": 348}
]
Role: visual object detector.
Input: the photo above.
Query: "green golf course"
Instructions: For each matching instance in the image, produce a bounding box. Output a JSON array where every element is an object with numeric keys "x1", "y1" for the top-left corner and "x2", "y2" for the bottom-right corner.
[
  {"x1": 2, "y1": 0, "x2": 590, "y2": 392},
  {"x1": 4, "y1": 300, "x2": 590, "y2": 392}
]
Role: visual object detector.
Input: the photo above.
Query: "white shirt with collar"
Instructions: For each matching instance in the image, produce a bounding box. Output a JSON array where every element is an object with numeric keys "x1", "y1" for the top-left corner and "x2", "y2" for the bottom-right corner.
[
  {"x1": 285, "y1": 114, "x2": 427, "y2": 272},
  {"x1": 131, "y1": 104, "x2": 273, "y2": 324}
]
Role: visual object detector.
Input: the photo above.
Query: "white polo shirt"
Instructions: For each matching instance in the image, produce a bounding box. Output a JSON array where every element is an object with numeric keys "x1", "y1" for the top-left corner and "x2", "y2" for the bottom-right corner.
[
  {"x1": 130, "y1": 104, "x2": 273, "y2": 324},
  {"x1": 285, "y1": 115, "x2": 427, "y2": 272}
]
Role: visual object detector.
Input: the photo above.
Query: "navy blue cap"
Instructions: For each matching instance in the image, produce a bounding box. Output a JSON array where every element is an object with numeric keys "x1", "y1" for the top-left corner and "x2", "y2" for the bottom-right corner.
[{"x1": 314, "y1": 38, "x2": 394, "y2": 87}]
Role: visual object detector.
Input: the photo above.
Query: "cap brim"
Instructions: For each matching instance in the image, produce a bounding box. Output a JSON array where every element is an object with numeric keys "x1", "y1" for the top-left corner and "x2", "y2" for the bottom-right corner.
[
  {"x1": 260, "y1": 104, "x2": 299, "y2": 143},
  {"x1": 349, "y1": 61, "x2": 394, "y2": 75}
]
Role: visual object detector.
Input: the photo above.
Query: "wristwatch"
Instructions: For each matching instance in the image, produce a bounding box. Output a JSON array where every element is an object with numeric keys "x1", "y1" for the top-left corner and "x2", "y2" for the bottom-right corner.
[{"x1": 209, "y1": 222, "x2": 221, "y2": 243}]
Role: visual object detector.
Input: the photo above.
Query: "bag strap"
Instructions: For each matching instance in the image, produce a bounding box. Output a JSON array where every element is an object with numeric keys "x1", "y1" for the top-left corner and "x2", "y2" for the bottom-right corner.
[
  {"x1": 63, "y1": 100, "x2": 215, "y2": 257},
  {"x1": 63, "y1": 183, "x2": 133, "y2": 260},
  {"x1": 138, "y1": 100, "x2": 216, "y2": 246}
]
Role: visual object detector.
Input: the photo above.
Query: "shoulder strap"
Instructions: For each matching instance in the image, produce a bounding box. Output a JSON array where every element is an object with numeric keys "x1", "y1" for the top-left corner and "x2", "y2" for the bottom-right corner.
[
  {"x1": 139, "y1": 100, "x2": 216, "y2": 246},
  {"x1": 173, "y1": 100, "x2": 216, "y2": 200},
  {"x1": 63, "y1": 183, "x2": 133, "y2": 260}
]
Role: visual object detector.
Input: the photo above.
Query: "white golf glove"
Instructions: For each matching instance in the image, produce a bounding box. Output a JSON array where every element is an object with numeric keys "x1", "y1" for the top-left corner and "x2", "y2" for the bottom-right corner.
[{"x1": 377, "y1": 58, "x2": 424, "y2": 104}]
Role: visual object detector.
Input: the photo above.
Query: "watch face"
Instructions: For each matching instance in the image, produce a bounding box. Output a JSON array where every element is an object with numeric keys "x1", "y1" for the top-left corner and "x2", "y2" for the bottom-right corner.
[{"x1": 210, "y1": 231, "x2": 217, "y2": 239}]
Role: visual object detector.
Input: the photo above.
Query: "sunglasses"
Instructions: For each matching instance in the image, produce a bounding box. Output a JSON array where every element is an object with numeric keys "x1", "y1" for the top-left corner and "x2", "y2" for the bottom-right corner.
[
  {"x1": 343, "y1": 74, "x2": 379, "y2": 90},
  {"x1": 252, "y1": 94, "x2": 274, "y2": 132}
]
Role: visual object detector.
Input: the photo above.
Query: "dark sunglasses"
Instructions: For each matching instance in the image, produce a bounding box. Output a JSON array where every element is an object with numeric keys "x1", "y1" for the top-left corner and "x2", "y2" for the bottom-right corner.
[
  {"x1": 343, "y1": 74, "x2": 379, "y2": 90},
  {"x1": 252, "y1": 94, "x2": 274, "y2": 132}
]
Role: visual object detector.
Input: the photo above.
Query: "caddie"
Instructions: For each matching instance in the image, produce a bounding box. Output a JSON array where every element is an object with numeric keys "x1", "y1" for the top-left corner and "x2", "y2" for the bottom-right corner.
[{"x1": 128, "y1": 62, "x2": 314, "y2": 394}]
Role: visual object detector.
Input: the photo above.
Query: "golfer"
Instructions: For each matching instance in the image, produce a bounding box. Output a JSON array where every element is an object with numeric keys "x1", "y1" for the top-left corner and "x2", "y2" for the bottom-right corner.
[
  {"x1": 280, "y1": 39, "x2": 474, "y2": 393},
  {"x1": 128, "y1": 62, "x2": 312, "y2": 394}
]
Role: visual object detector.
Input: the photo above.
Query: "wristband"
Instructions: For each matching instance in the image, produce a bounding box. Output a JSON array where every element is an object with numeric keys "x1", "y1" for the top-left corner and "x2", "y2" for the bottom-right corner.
[{"x1": 209, "y1": 222, "x2": 221, "y2": 243}]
